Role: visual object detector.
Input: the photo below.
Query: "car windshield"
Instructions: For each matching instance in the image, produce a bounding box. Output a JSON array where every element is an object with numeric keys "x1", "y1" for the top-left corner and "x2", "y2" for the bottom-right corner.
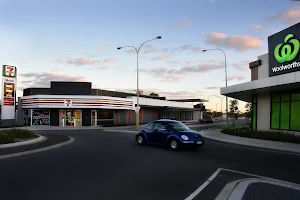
[{"x1": 168, "y1": 122, "x2": 190, "y2": 131}]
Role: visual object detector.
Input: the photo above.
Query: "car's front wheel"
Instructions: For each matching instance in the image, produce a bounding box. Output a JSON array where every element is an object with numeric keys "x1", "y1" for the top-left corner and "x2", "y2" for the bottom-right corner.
[
  {"x1": 169, "y1": 139, "x2": 179, "y2": 150},
  {"x1": 136, "y1": 134, "x2": 145, "y2": 145}
]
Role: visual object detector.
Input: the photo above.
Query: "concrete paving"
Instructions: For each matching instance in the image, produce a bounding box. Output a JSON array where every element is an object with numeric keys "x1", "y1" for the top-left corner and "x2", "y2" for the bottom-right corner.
[{"x1": 200, "y1": 129, "x2": 300, "y2": 154}]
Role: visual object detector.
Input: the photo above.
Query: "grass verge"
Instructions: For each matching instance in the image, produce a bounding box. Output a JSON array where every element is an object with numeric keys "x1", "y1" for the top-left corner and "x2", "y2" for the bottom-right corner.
[
  {"x1": 0, "y1": 129, "x2": 37, "y2": 144},
  {"x1": 221, "y1": 128, "x2": 300, "y2": 144}
]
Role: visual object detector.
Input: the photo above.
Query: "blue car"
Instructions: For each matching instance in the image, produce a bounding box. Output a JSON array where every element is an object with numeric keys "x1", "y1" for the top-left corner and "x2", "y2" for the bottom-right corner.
[{"x1": 136, "y1": 119, "x2": 205, "y2": 150}]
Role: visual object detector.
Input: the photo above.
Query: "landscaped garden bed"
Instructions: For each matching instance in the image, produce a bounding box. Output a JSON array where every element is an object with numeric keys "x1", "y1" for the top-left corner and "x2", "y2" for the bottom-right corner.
[
  {"x1": 221, "y1": 128, "x2": 300, "y2": 144},
  {"x1": 0, "y1": 129, "x2": 37, "y2": 145}
]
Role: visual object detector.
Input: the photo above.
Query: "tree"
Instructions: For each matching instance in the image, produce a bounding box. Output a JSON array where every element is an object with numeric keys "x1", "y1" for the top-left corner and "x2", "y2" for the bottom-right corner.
[
  {"x1": 149, "y1": 92, "x2": 159, "y2": 97},
  {"x1": 134, "y1": 89, "x2": 143, "y2": 95},
  {"x1": 244, "y1": 102, "x2": 252, "y2": 118},
  {"x1": 229, "y1": 99, "x2": 240, "y2": 120}
]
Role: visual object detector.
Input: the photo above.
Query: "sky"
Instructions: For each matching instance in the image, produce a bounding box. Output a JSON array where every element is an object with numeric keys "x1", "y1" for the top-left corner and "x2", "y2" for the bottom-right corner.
[{"x1": 0, "y1": 0, "x2": 300, "y2": 112}]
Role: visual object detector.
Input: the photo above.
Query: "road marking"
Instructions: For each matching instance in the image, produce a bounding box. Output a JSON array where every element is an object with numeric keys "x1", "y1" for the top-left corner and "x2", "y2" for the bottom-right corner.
[
  {"x1": 184, "y1": 168, "x2": 222, "y2": 200},
  {"x1": 185, "y1": 168, "x2": 300, "y2": 200},
  {"x1": 220, "y1": 168, "x2": 300, "y2": 186},
  {"x1": 227, "y1": 178, "x2": 300, "y2": 200}
]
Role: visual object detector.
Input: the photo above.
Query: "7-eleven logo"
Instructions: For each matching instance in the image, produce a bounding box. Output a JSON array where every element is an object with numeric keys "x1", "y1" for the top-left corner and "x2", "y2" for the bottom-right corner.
[
  {"x1": 4, "y1": 66, "x2": 15, "y2": 77},
  {"x1": 64, "y1": 99, "x2": 72, "y2": 107}
]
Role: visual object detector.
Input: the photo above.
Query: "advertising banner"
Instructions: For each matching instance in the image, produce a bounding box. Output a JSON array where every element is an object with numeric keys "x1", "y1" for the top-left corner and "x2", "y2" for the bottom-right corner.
[
  {"x1": 32, "y1": 110, "x2": 50, "y2": 125},
  {"x1": 1, "y1": 65, "x2": 17, "y2": 120},
  {"x1": 268, "y1": 22, "x2": 300, "y2": 77}
]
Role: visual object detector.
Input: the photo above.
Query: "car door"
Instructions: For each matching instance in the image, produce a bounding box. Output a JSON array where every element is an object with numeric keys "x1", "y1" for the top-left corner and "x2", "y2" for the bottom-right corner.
[
  {"x1": 152, "y1": 122, "x2": 169, "y2": 144},
  {"x1": 143, "y1": 122, "x2": 155, "y2": 142}
]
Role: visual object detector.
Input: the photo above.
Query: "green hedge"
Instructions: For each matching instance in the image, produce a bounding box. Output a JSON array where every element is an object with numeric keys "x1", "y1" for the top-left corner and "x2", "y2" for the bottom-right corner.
[
  {"x1": 0, "y1": 129, "x2": 36, "y2": 144},
  {"x1": 221, "y1": 128, "x2": 300, "y2": 144}
]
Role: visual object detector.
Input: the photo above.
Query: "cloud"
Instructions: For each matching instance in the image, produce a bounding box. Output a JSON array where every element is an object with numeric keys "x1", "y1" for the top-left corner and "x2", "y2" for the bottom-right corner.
[
  {"x1": 204, "y1": 86, "x2": 220, "y2": 89},
  {"x1": 232, "y1": 58, "x2": 256, "y2": 70},
  {"x1": 205, "y1": 32, "x2": 263, "y2": 51},
  {"x1": 180, "y1": 18, "x2": 192, "y2": 26},
  {"x1": 270, "y1": 6, "x2": 300, "y2": 25},
  {"x1": 56, "y1": 56, "x2": 101, "y2": 66},
  {"x1": 98, "y1": 45, "x2": 107, "y2": 50},
  {"x1": 140, "y1": 61, "x2": 224, "y2": 82},
  {"x1": 18, "y1": 72, "x2": 88, "y2": 90},
  {"x1": 151, "y1": 55, "x2": 169, "y2": 61},
  {"x1": 124, "y1": 44, "x2": 168, "y2": 54},
  {"x1": 169, "y1": 18, "x2": 192, "y2": 31},
  {"x1": 103, "y1": 58, "x2": 118, "y2": 63},
  {"x1": 251, "y1": 24, "x2": 262, "y2": 29},
  {"x1": 227, "y1": 76, "x2": 246, "y2": 81},
  {"x1": 174, "y1": 44, "x2": 203, "y2": 53}
]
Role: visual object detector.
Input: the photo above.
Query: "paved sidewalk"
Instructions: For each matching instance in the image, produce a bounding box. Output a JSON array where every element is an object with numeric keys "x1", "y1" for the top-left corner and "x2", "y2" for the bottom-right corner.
[{"x1": 200, "y1": 129, "x2": 300, "y2": 154}]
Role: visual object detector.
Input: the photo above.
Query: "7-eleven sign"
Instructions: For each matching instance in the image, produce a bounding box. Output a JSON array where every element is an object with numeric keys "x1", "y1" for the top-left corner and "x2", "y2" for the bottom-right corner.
[{"x1": 2, "y1": 65, "x2": 16, "y2": 77}]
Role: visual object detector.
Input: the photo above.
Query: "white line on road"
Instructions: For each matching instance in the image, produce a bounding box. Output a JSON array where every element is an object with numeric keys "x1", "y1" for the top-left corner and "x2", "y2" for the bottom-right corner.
[
  {"x1": 220, "y1": 168, "x2": 300, "y2": 187},
  {"x1": 184, "y1": 168, "x2": 222, "y2": 200}
]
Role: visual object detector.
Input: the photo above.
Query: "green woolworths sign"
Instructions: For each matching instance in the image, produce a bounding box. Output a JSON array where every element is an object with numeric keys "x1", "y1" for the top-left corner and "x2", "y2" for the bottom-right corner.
[{"x1": 269, "y1": 22, "x2": 300, "y2": 77}]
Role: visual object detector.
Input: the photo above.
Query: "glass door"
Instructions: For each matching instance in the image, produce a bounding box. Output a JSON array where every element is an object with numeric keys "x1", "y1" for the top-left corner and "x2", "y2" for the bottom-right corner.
[{"x1": 91, "y1": 110, "x2": 97, "y2": 126}]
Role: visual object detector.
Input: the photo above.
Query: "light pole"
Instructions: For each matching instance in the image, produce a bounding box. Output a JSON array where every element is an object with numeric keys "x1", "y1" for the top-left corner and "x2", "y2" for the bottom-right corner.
[
  {"x1": 214, "y1": 95, "x2": 225, "y2": 120},
  {"x1": 117, "y1": 36, "x2": 162, "y2": 130},
  {"x1": 203, "y1": 49, "x2": 228, "y2": 128}
]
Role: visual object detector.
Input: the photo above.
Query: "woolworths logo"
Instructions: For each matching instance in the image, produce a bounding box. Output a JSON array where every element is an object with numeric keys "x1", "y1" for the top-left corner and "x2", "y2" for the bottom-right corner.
[
  {"x1": 274, "y1": 33, "x2": 299, "y2": 63},
  {"x1": 272, "y1": 34, "x2": 300, "y2": 73}
]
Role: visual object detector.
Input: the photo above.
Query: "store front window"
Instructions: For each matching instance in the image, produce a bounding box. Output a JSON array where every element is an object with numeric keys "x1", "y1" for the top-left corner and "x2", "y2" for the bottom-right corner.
[
  {"x1": 271, "y1": 91, "x2": 300, "y2": 131},
  {"x1": 252, "y1": 95, "x2": 257, "y2": 131},
  {"x1": 24, "y1": 109, "x2": 31, "y2": 126},
  {"x1": 32, "y1": 110, "x2": 50, "y2": 125},
  {"x1": 59, "y1": 109, "x2": 82, "y2": 127}
]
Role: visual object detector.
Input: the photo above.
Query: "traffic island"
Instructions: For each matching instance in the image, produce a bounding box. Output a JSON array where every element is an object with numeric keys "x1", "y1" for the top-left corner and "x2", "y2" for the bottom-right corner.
[{"x1": 0, "y1": 132, "x2": 74, "y2": 159}]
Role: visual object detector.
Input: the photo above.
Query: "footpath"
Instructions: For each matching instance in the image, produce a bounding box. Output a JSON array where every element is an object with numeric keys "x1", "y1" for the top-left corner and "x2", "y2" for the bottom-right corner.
[{"x1": 200, "y1": 129, "x2": 300, "y2": 154}]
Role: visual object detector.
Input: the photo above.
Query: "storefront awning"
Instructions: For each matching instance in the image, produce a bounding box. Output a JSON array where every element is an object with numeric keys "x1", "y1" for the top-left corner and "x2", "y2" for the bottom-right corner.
[{"x1": 220, "y1": 71, "x2": 300, "y2": 102}]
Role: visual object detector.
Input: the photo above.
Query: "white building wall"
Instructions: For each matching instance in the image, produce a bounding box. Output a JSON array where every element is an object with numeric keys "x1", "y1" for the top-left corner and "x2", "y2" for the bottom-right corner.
[
  {"x1": 257, "y1": 93, "x2": 271, "y2": 131},
  {"x1": 193, "y1": 111, "x2": 202, "y2": 120},
  {"x1": 258, "y1": 53, "x2": 269, "y2": 80}
]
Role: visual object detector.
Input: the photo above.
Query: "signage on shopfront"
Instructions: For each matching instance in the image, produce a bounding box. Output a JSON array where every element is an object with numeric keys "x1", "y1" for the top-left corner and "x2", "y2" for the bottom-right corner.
[
  {"x1": 269, "y1": 22, "x2": 300, "y2": 77},
  {"x1": 64, "y1": 99, "x2": 72, "y2": 107},
  {"x1": 1, "y1": 65, "x2": 17, "y2": 121}
]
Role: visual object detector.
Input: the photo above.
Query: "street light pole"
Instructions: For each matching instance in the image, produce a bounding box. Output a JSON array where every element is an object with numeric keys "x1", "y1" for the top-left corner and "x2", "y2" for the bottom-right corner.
[
  {"x1": 203, "y1": 49, "x2": 228, "y2": 128},
  {"x1": 214, "y1": 95, "x2": 225, "y2": 120},
  {"x1": 117, "y1": 36, "x2": 162, "y2": 130}
]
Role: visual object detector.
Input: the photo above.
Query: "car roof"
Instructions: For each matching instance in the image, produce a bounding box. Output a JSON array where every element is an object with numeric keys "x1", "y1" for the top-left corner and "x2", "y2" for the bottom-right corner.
[{"x1": 155, "y1": 119, "x2": 180, "y2": 123}]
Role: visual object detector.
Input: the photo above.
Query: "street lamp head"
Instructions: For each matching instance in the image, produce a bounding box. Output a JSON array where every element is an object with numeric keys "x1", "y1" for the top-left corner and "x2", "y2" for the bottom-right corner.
[
  {"x1": 117, "y1": 47, "x2": 121, "y2": 50},
  {"x1": 156, "y1": 36, "x2": 162, "y2": 39}
]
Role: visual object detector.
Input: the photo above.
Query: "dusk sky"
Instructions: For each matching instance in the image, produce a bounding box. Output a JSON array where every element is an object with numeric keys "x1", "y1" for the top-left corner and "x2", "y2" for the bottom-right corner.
[{"x1": 1, "y1": 0, "x2": 299, "y2": 112}]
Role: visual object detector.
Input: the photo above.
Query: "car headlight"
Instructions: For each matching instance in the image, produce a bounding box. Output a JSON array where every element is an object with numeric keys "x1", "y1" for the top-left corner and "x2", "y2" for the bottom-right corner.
[{"x1": 181, "y1": 135, "x2": 189, "y2": 140}]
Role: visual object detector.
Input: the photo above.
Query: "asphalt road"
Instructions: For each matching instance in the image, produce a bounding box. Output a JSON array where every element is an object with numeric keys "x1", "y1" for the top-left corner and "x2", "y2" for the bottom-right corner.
[{"x1": 0, "y1": 125, "x2": 299, "y2": 200}]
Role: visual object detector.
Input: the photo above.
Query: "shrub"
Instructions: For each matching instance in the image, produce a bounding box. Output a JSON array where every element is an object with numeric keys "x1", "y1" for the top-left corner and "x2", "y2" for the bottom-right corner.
[
  {"x1": 220, "y1": 128, "x2": 300, "y2": 144},
  {"x1": 0, "y1": 129, "x2": 36, "y2": 144}
]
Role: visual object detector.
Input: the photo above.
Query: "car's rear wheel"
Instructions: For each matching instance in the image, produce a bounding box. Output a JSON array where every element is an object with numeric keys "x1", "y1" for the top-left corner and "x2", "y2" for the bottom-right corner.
[
  {"x1": 136, "y1": 135, "x2": 145, "y2": 145},
  {"x1": 169, "y1": 139, "x2": 179, "y2": 150}
]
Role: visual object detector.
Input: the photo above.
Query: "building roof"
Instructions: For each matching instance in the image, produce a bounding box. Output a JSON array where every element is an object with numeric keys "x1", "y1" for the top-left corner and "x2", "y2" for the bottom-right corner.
[
  {"x1": 220, "y1": 71, "x2": 300, "y2": 102},
  {"x1": 168, "y1": 98, "x2": 208, "y2": 102}
]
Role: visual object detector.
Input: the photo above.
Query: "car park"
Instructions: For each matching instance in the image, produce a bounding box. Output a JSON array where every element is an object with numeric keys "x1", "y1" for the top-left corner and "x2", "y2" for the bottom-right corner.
[{"x1": 135, "y1": 119, "x2": 205, "y2": 150}]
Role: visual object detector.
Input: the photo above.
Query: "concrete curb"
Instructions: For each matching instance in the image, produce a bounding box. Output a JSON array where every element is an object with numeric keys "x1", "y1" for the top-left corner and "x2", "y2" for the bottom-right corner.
[
  {"x1": 103, "y1": 129, "x2": 137, "y2": 133},
  {"x1": 0, "y1": 136, "x2": 75, "y2": 160},
  {"x1": 0, "y1": 134, "x2": 46, "y2": 149},
  {"x1": 200, "y1": 130, "x2": 300, "y2": 155},
  {"x1": 215, "y1": 178, "x2": 300, "y2": 200}
]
